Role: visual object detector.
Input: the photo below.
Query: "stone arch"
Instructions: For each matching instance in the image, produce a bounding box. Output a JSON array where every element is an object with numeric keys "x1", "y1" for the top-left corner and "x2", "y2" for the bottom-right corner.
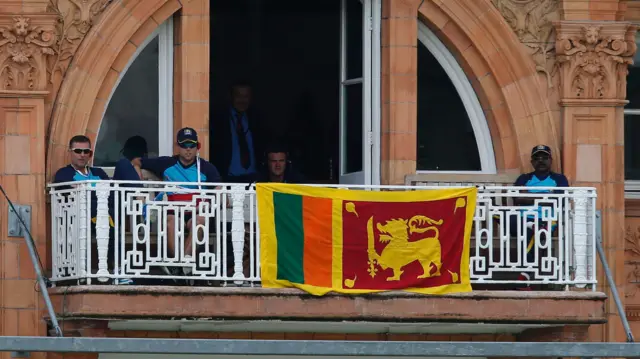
[
  {"x1": 418, "y1": 0, "x2": 561, "y2": 172},
  {"x1": 46, "y1": 0, "x2": 183, "y2": 179}
]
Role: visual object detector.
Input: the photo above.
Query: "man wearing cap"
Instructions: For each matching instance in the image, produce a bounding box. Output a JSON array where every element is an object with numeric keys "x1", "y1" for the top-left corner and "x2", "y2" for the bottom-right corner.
[
  {"x1": 135, "y1": 128, "x2": 222, "y2": 279},
  {"x1": 511, "y1": 145, "x2": 569, "y2": 290}
]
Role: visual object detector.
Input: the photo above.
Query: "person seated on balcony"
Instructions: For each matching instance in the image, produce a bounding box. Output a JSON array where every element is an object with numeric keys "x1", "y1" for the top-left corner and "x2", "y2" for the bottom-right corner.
[
  {"x1": 134, "y1": 127, "x2": 222, "y2": 279},
  {"x1": 511, "y1": 144, "x2": 569, "y2": 291},
  {"x1": 211, "y1": 81, "x2": 266, "y2": 184},
  {"x1": 256, "y1": 142, "x2": 306, "y2": 184},
  {"x1": 113, "y1": 135, "x2": 148, "y2": 184},
  {"x1": 53, "y1": 135, "x2": 132, "y2": 285}
]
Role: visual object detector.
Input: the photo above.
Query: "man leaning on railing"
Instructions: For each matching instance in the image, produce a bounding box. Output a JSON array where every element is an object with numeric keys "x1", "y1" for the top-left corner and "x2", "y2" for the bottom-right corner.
[
  {"x1": 53, "y1": 135, "x2": 133, "y2": 285},
  {"x1": 132, "y1": 127, "x2": 222, "y2": 281},
  {"x1": 511, "y1": 145, "x2": 569, "y2": 291}
]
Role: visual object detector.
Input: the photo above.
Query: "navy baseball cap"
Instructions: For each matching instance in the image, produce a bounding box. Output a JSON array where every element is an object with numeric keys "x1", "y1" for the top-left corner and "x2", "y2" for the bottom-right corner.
[
  {"x1": 531, "y1": 144, "x2": 552, "y2": 157},
  {"x1": 177, "y1": 127, "x2": 198, "y2": 144}
]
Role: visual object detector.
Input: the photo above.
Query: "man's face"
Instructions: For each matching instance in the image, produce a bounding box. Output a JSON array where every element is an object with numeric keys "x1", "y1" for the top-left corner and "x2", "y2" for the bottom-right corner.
[
  {"x1": 178, "y1": 142, "x2": 197, "y2": 163},
  {"x1": 268, "y1": 152, "x2": 287, "y2": 178},
  {"x1": 232, "y1": 86, "x2": 252, "y2": 113},
  {"x1": 69, "y1": 141, "x2": 92, "y2": 169},
  {"x1": 531, "y1": 152, "x2": 551, "y2": 172}
]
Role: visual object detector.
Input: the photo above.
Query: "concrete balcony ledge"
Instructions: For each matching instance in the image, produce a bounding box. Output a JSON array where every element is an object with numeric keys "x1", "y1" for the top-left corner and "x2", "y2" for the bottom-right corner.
[{"x1": 49, "y1": 286, "x2": 607, "y2": 325}]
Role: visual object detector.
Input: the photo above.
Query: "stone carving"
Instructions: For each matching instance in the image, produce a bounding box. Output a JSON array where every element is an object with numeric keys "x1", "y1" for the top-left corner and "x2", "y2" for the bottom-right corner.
[
  {"x1": 625, "y1": 226, "x2": 640, "y2": 298},
  {"x1": 491, "y1": 0, "x2": 558, "y2": 88},
  {"x1": 0, "y1": 16, "x2": 57, "y2": 91},
  {"x1": 555, "y1": 22, "x2": 637, "y2": 100},
  {"x1": 47, "y1": 0, "x2": 113, "y2": 83},
  {"x1": 627, "y1": 225, "x2": 640, "y2": 257}
]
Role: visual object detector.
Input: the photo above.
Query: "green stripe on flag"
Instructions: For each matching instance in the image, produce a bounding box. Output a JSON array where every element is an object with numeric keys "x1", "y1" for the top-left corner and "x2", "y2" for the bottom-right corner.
[{"x1": 273, "y1": 192, "x2": 304, "y2": 283}]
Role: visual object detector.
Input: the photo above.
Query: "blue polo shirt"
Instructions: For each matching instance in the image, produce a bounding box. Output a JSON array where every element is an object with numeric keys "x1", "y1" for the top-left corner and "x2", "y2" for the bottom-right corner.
[
  {"x1": 514, "y1": 171, "x2": 569, "y2": 218},
  {"x1": 53, "y1": 165, "x2": 111, "y2": 218},
  {"x1": 141, "y1": 156, "x2": 221, "y2": 191}
]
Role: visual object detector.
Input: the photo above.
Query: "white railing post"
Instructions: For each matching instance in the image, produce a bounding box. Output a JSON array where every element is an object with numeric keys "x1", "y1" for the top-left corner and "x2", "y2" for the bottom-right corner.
[
  {"x1": 77, "y1": 184, "x2": 88, "y2": 282},
  {"x1": 572, "y1": 189, "x2": 589, "y2": 288},
  {"x1": 230, "y1": 185, "x2": 246, "y2": 284},
  {"x1": 95, "y1": 182, "x2": 111, "y2": 282}
]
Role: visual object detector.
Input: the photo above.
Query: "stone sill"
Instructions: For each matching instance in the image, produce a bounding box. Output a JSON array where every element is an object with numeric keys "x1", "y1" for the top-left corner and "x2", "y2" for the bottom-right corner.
[{"x1": 49, "y1": 286, "x2": 607, "y2": 325}]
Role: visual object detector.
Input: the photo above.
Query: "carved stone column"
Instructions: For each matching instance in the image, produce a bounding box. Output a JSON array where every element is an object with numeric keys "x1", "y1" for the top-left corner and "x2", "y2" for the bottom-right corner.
[
  {"x1": 173, "y1": 0, "x2": 210, "y2": 157},
  {"x1": 0, "y1": 13, "x2": 58, "y2": 342},
  {"x1": 555, "y1": 21, "x2": 637, "y2": 342}
]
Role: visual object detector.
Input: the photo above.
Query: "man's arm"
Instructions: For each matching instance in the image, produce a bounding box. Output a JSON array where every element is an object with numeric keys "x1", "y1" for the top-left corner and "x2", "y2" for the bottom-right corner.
[
  {"x1": 554, "y1": 173, "x2": 569, "y2": 187},
  {"x1": 551, "y1": 173, "x2": 570, "y2": 194},
  {"x1": 52, "y1": 167, "x2": 76, "y2": 193},
  {"x1": 139, "y1": 157, "x2": 174, "y2": 179},
  {"x1": 113, "y1": 159, "x2": 144, "y2": 187},
  {"x1": 53, "y1": 167, "x2": 74, "y2": 184},
  {"x1": 93, "y1": 167, "x2": 111, "y2": 180},
  {"x1": 201, "y1": 160, "x2": 223, "y2": 190}
]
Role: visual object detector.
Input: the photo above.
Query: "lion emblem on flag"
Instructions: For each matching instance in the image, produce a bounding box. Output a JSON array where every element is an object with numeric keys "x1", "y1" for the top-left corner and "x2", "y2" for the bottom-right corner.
[{"x1": 366, "y1": 215, "x2": 443, "y2": 281}]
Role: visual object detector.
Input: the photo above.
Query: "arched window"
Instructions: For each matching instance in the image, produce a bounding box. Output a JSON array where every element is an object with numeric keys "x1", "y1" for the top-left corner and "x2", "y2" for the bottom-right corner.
[
  {"x1": 416, "y1": 22, "x2": 496, "y2": 173},
  {"x1": 94, "y1": 19, "x2": 174, "y2": 167}
]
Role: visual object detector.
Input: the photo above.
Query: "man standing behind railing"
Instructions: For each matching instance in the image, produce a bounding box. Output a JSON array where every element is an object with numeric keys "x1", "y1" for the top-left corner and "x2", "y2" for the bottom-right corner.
[
  {"x1": 511, "y1": 145, "x2": 569, "y2": 291},
  {"x1": 133, "y1": 128, "x2": 222, "y2": 280},
  {"x1": 53, "y1": 135, "x2": 132, "y2": 285}
]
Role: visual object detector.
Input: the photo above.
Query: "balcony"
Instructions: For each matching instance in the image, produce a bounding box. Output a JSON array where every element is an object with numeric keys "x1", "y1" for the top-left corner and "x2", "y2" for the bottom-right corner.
[{"x1": 46, "y1": 179, "x2": 605, "y2": 335}]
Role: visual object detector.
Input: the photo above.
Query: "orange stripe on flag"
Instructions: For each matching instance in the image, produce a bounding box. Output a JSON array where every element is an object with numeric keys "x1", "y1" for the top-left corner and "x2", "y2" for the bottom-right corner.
[{"x1": 302, "y1": 196, "x2": 333, "y2": 287}]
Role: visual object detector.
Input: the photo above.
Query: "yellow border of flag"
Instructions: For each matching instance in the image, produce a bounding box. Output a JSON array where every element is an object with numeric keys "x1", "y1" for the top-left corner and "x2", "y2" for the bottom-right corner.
[{"x1": 257, "y1": 183, "x2": 476, "y2": 296}]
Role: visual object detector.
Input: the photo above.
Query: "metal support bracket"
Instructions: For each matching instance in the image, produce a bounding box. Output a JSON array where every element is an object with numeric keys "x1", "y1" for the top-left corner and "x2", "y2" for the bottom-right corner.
[{"x1": 8, "y1": 205, "x2": 30, "y2": 237}]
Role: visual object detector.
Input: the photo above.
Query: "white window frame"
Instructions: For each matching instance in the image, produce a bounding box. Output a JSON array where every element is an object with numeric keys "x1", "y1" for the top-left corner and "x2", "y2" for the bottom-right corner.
[
  {"x1": 94, "y1": 18, "x2": 174, "y2": 171},
  {"x1": 625, "y1": 109, "x2": 640, "y2": 199},
  {"x1": 416, "y1": 22, "x2": 497, "y2": 175}
]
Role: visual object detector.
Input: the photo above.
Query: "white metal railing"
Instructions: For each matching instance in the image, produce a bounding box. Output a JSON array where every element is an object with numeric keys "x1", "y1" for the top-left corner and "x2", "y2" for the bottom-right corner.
[{"x1": 48, "y1": 180, "x2": 597, "y2": 289}]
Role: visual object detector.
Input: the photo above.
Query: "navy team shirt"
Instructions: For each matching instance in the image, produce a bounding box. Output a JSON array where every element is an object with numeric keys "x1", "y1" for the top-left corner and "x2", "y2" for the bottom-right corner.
[
  {"x1": 113, "y1": 158, "x2": 144, "y2": 187},
  {"x1": 141, "y1": 156, "x2": 221, "y2": 191},
  {"x1": 514, "y1": 171, "x2": 569, "y2": 218},
  {"x1": 53, "y1": 165, "x2": 111, "y2": 218}
]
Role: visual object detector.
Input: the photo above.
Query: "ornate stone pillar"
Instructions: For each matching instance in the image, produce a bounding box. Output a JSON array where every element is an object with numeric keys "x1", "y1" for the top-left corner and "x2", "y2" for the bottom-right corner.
[
  {"x1": 380, "y1": 0, "x2": 421, "y2": 184},
  {"x1": 173, "y1": 0, "x2": 210, "y2": 157},
  {"x1": 0, "y1": 11, "x2": 58, "y2": 343},
  {"x1": 555, "y1": 21, "x2": 637, "y2": 342}
]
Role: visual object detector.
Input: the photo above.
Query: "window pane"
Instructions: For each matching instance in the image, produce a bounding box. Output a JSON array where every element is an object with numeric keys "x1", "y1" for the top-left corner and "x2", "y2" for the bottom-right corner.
[
  {"x1": 625, "y1": 115, "x2": 640, "y2": 179},
  {"x1": 346, "y1": 0, "x2": 362, "y2": 79},
  {"x1": 416, "y1": 42, "x2": 481, "y2": 171},
  {"x1": 344, "y1": 83, "x2": 363, "y2": 173},
  {"x1": 94, "y1": 36, "x2": 160, "y2": 167}
]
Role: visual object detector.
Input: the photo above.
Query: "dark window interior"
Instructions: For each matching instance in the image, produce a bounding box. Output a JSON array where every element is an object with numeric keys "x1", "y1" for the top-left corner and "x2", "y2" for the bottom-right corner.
[
  {"x1": 210, "y1": 0, "x2": 348, "y2": 182},
  {"x1": 416, "y1": 40, "x2": 481, "y2": 171},
  {"x1": 625, "y1": 42, "x2": 640, "y2": 180}
]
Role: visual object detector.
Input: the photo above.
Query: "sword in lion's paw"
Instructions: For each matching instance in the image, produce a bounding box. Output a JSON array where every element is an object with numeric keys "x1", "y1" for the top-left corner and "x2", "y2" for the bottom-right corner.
[{"x1": 447, "y1": 270, "x2": 459, "y2": 283}]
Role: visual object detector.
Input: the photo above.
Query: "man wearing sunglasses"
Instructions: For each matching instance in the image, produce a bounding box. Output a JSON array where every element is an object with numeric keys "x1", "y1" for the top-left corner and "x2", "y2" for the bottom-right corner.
[
  {"x1": 135, "y1": 128, "x2": 222, "y2": 280},
  {"x1": 53, "y1": 135, "x2": 132, "y2": 285}
]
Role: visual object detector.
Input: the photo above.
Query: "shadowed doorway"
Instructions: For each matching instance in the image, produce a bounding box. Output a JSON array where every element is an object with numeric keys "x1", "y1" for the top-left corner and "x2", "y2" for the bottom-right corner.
[{"x1": 210, "y1": 0, "x2": 346, "y2": 183}]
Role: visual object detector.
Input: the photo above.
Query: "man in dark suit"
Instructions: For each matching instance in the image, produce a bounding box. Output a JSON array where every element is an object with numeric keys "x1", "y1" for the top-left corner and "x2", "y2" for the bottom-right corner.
[{"x1": 210, "y1": 82, "x2": 264, "y2": 183}]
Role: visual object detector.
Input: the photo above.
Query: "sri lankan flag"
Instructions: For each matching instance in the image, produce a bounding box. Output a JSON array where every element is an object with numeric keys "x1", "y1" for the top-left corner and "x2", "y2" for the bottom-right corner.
[{"x1": 257, "y1": 183, "x2": 476, "y2": 296}]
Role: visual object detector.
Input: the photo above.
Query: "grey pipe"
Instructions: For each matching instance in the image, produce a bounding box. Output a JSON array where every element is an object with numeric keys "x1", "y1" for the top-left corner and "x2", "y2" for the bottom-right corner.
[{"x1": 596, "y1": 235, "x2": 634, "y2": 342}]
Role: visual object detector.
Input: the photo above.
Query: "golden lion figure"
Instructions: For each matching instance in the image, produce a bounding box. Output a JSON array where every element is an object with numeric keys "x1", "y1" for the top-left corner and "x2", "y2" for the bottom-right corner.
[{"x1": 367, "y1": 215, "x2": 443, "y2": 281}]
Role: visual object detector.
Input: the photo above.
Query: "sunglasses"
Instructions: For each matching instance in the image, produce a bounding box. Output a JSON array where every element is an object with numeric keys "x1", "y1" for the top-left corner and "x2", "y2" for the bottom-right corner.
[
  {"x1": 532, "y1": 155, "x2": 550, "y2": 161},
  {"x1": 178, "y1": 141, "x2": 197, "y2": 149},
  {"x1": 71, "y1": 148, "x2": 92, "y2": 155}
]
